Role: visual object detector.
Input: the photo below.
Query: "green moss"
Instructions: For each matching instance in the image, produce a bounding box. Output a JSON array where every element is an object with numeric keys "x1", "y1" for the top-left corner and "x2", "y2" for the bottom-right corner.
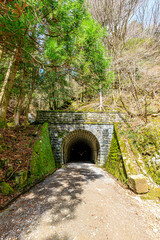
[
  {"x1": 58, "y1": 130, "x2": 67, "y2": 139},
  {"x1": 133, "y1": 124, "x2": 160, "y2": 184},
  {"x1": 113, "y1": 119, "x2": 160, "y2": 186},
  {"x1": 26, "y1": 125, "x2": 41, "y2": 148},
  {"x1": 127, "y1": 138, "x2": 145, "y2": 173},
  {"x1": 141, "y1": 187, "x2": 160, "y2": 201},
  {"x1": 0, "y1": 182, "x2": 14, "y2": 195},
  {"x1": 30, "y1": 122, "x2": 55, "y2": 181},
  {"x1": 114, "y1": 124, "x2": 138, "y2": 176},
  {"x1": 55, "y1": 162, "x2": 62, "y2": 169},
  {"x1": 136, "y1": 125, "x2": 160, "y2": 154},
  {"x1": 0, "y1": 120, "x2": 7, "y2": 128},
  {"x1": 106, "y1": 129, "x2": 127, "y2": 183},
  {"x1": 15, "y1": 170, "x2": 28, "y2": 188}
]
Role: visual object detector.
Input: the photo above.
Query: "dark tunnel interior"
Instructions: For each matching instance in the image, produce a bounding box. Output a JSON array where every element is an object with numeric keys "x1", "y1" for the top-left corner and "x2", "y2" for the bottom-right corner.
[{"x1": 68, "y1": 140, "x2": 94, "y2": 163}]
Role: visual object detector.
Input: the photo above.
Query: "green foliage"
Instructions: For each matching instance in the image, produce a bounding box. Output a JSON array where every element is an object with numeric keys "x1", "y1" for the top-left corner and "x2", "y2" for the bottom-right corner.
[
  {"x1": 15, "y1": 171, "x2": 28, "y2": 188},
  {"x1": 43, "y1": 7, "x2": 113, "y2": 105},
  {"x1": 0, "y1": 182, "x2": 14, "y2": 196},
  {"x1": 0, "y1": 120, "x2": 7, "y2": 128},
  {"x1": 136, "y1": 126, "x2": 160, "y2": 155},
  {"x1": 30, "y1": 122, "x2": 55, "y2": 180},
  {"x1": 0, "y1": 0, "x2": 37, "y2": 54},
  {"x1": 72, "y1": 14, "x2": 113, "y2": 93},
  {"x1": 38, "y1": 71, "x2": 71, "y2": 110},
  {"x1": 0, "y1": 0, "x2": 113, "y2": 121},
  {"x1": 141, "y1": 187, "x2": 160, "y2": 201},
  {"x1": 118, "y1": 122, "x2": 160, "y2": 185},
  {"x1": 106, "y1": 130, "x2": 127, "y2": 183}
]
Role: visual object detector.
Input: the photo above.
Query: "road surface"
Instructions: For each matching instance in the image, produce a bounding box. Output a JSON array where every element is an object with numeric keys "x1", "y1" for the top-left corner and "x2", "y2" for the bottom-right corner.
[{"x1": 0, "y1": 163, "x2": 160, "y2": 240}]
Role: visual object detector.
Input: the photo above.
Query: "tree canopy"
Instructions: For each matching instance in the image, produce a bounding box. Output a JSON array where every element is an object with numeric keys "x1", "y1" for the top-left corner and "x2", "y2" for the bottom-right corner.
[{"x1": 0, "y1": 0, "x2": 113, "y2": 125}]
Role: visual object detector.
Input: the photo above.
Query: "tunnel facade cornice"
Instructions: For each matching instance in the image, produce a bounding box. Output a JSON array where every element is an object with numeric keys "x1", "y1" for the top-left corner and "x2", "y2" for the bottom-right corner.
[{"x1": 36, "y1": 111, "x2": 123, "y2": 167}]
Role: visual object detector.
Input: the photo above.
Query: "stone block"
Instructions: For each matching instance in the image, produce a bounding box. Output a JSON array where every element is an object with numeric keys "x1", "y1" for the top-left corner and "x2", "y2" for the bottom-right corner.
[{"x1": 128, "y1": 174, "x2": 148, "y2": 194}]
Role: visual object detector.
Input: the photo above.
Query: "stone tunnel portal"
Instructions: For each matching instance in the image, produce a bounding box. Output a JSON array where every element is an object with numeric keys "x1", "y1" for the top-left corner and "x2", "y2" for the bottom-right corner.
[{"x1": 62, "y1": 130, "x2": 100, "y2": 164}]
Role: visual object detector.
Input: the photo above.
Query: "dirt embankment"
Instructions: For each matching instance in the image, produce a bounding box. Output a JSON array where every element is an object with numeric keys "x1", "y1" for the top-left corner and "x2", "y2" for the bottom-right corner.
[{"x1": 0, "y1": 125, "x2": 40, "y2": 207}]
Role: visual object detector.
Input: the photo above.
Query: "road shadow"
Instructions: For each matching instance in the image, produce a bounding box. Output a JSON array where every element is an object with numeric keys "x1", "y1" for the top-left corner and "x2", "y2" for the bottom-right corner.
[
  {"x1": 0, "y1": 163, "x2": 104, "y2": 239},
  {"x1": 45, "y1": 233, "x2": 69, "y2": 240}
]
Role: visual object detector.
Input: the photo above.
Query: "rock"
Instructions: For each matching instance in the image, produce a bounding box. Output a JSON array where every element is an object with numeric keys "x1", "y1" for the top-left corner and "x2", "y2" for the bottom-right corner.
[
  {"x1": 128, "y1": 174, "x2": 148, "y2": 194},
  {"x1": 0, "y1": 182, "x2": 14, "y2": 195},
  {"x1": 15, "y1": 170, "x2": 28, "y2": 188},
  {"x1": 28, "y1": 113, "x2": 35, "y2": 123}
]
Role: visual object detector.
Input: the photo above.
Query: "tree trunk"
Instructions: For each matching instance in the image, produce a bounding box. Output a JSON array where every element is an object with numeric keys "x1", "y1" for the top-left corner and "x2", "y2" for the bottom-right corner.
[
  {"x1": 99, "y1": 84, "x2": 103, "y2": 112},
  {"x1": 0, "y1": 50, "x2": 21, "y2": 123},
  {"x1": 0, "y1": 28, "x2": 27, "y2": 124},
  {"x1": 24, "y1": 70, "x2": 36, "y2": 127},
  {"x1": 0, "y1": 48, "x2": 17, "y2": 106},
  {"x1": 14, "y1": 96, "x2": 24, "y2": 126},
  {"x1": 144, "y1": 96, "x2": 148, "y2": 125},
  {"x1": 0, "y1": 47, "x2": 4, "y2": 62},
  {"x1": 14, "y1": 67, "x2": 27, "y2": 126}
]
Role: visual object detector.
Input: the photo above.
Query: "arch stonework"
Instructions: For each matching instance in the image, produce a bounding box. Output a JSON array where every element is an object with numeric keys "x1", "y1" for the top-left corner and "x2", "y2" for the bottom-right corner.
[
  {"x1": 49, "y1": 123, "x2": 114, "y2": 166},
  {"x1": 62, "y1": 129, "x2": 100, "y2": 164},
  {"x1": 36, "y1": 111, "x2": 122, "y2": 166}
]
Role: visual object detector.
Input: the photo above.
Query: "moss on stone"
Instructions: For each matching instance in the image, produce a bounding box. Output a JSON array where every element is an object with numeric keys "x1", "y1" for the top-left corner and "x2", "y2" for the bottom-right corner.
[
  {"x1": 127, "y1": 138, "x2": 145, "y2": 173},
  {"x1": 133, "y1": 124, "x2": 160, "y2": 185},
  {"x1": 114, "y1": 124, "x2": 138, "y2": 176},
  {"x1": 15, "y1": 170, "x2": 28, "y2": 188},
  {"x1": 58, "y1": 130, "x2": 67, "y2": 139},
  {"x1": 141, "y1": 187, "x2": 160, "y2": 201},
  {"x1": 106, "y1": 129, "x2": 127, "y2": 184},
  {"x1": 55, "y1": 162, "x2": 62, "y2": 169},
  {"x1": 30, "y1": 122, "x2": 55, "y2": 181},
  {"x1": 109, "y1": 120, "x2": 160, "y2": 188},
  {"x1": 0, "y1": 182, "x2": 14, "y2": 195},
  {"x1": 136, "y1": 125, "x2": 160, "y2": 155}
]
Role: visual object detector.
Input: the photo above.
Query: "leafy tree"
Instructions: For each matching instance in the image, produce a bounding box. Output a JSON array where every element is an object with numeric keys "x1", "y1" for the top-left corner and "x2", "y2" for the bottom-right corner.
[
  {"x1": 0, "y1": 0, "x2": 39, "y2": 123},
  {"x1": 0, "y1": 0, "x2": 85, "y2": 124},
  {"x1": 71, "y1": 14, "x2": 113, "y2": 99},
  {"x1": 0, "y1": 0, "x2": 113, "y2": 125}
]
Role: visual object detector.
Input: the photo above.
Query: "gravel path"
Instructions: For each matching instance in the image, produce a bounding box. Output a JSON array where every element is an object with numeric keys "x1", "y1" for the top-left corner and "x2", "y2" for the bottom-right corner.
[{"x1": 0, "y1": 163, "x2": 160, "y2": 240}]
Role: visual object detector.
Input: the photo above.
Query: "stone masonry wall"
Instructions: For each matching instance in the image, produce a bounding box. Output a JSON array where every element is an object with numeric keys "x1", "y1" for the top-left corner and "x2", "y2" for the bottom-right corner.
[
  {"x1": 49, "y1": 124, "x2": 114, "y2": 166},
  {"x1": 36, "y1": 111, "x2": 122, "y2": 124},
  {"x1": 36, "y1": 111, "x2": 122, "y2": 166}
]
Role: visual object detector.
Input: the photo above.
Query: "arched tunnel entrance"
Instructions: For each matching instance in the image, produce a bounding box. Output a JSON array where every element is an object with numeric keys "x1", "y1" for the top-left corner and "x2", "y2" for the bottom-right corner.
[
  {"x1": 62, "y1": 130, "x2": 100, "y2": 164},
  {"x1": 69, "y1": 140, "x2": 92, "y2": 162}
]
